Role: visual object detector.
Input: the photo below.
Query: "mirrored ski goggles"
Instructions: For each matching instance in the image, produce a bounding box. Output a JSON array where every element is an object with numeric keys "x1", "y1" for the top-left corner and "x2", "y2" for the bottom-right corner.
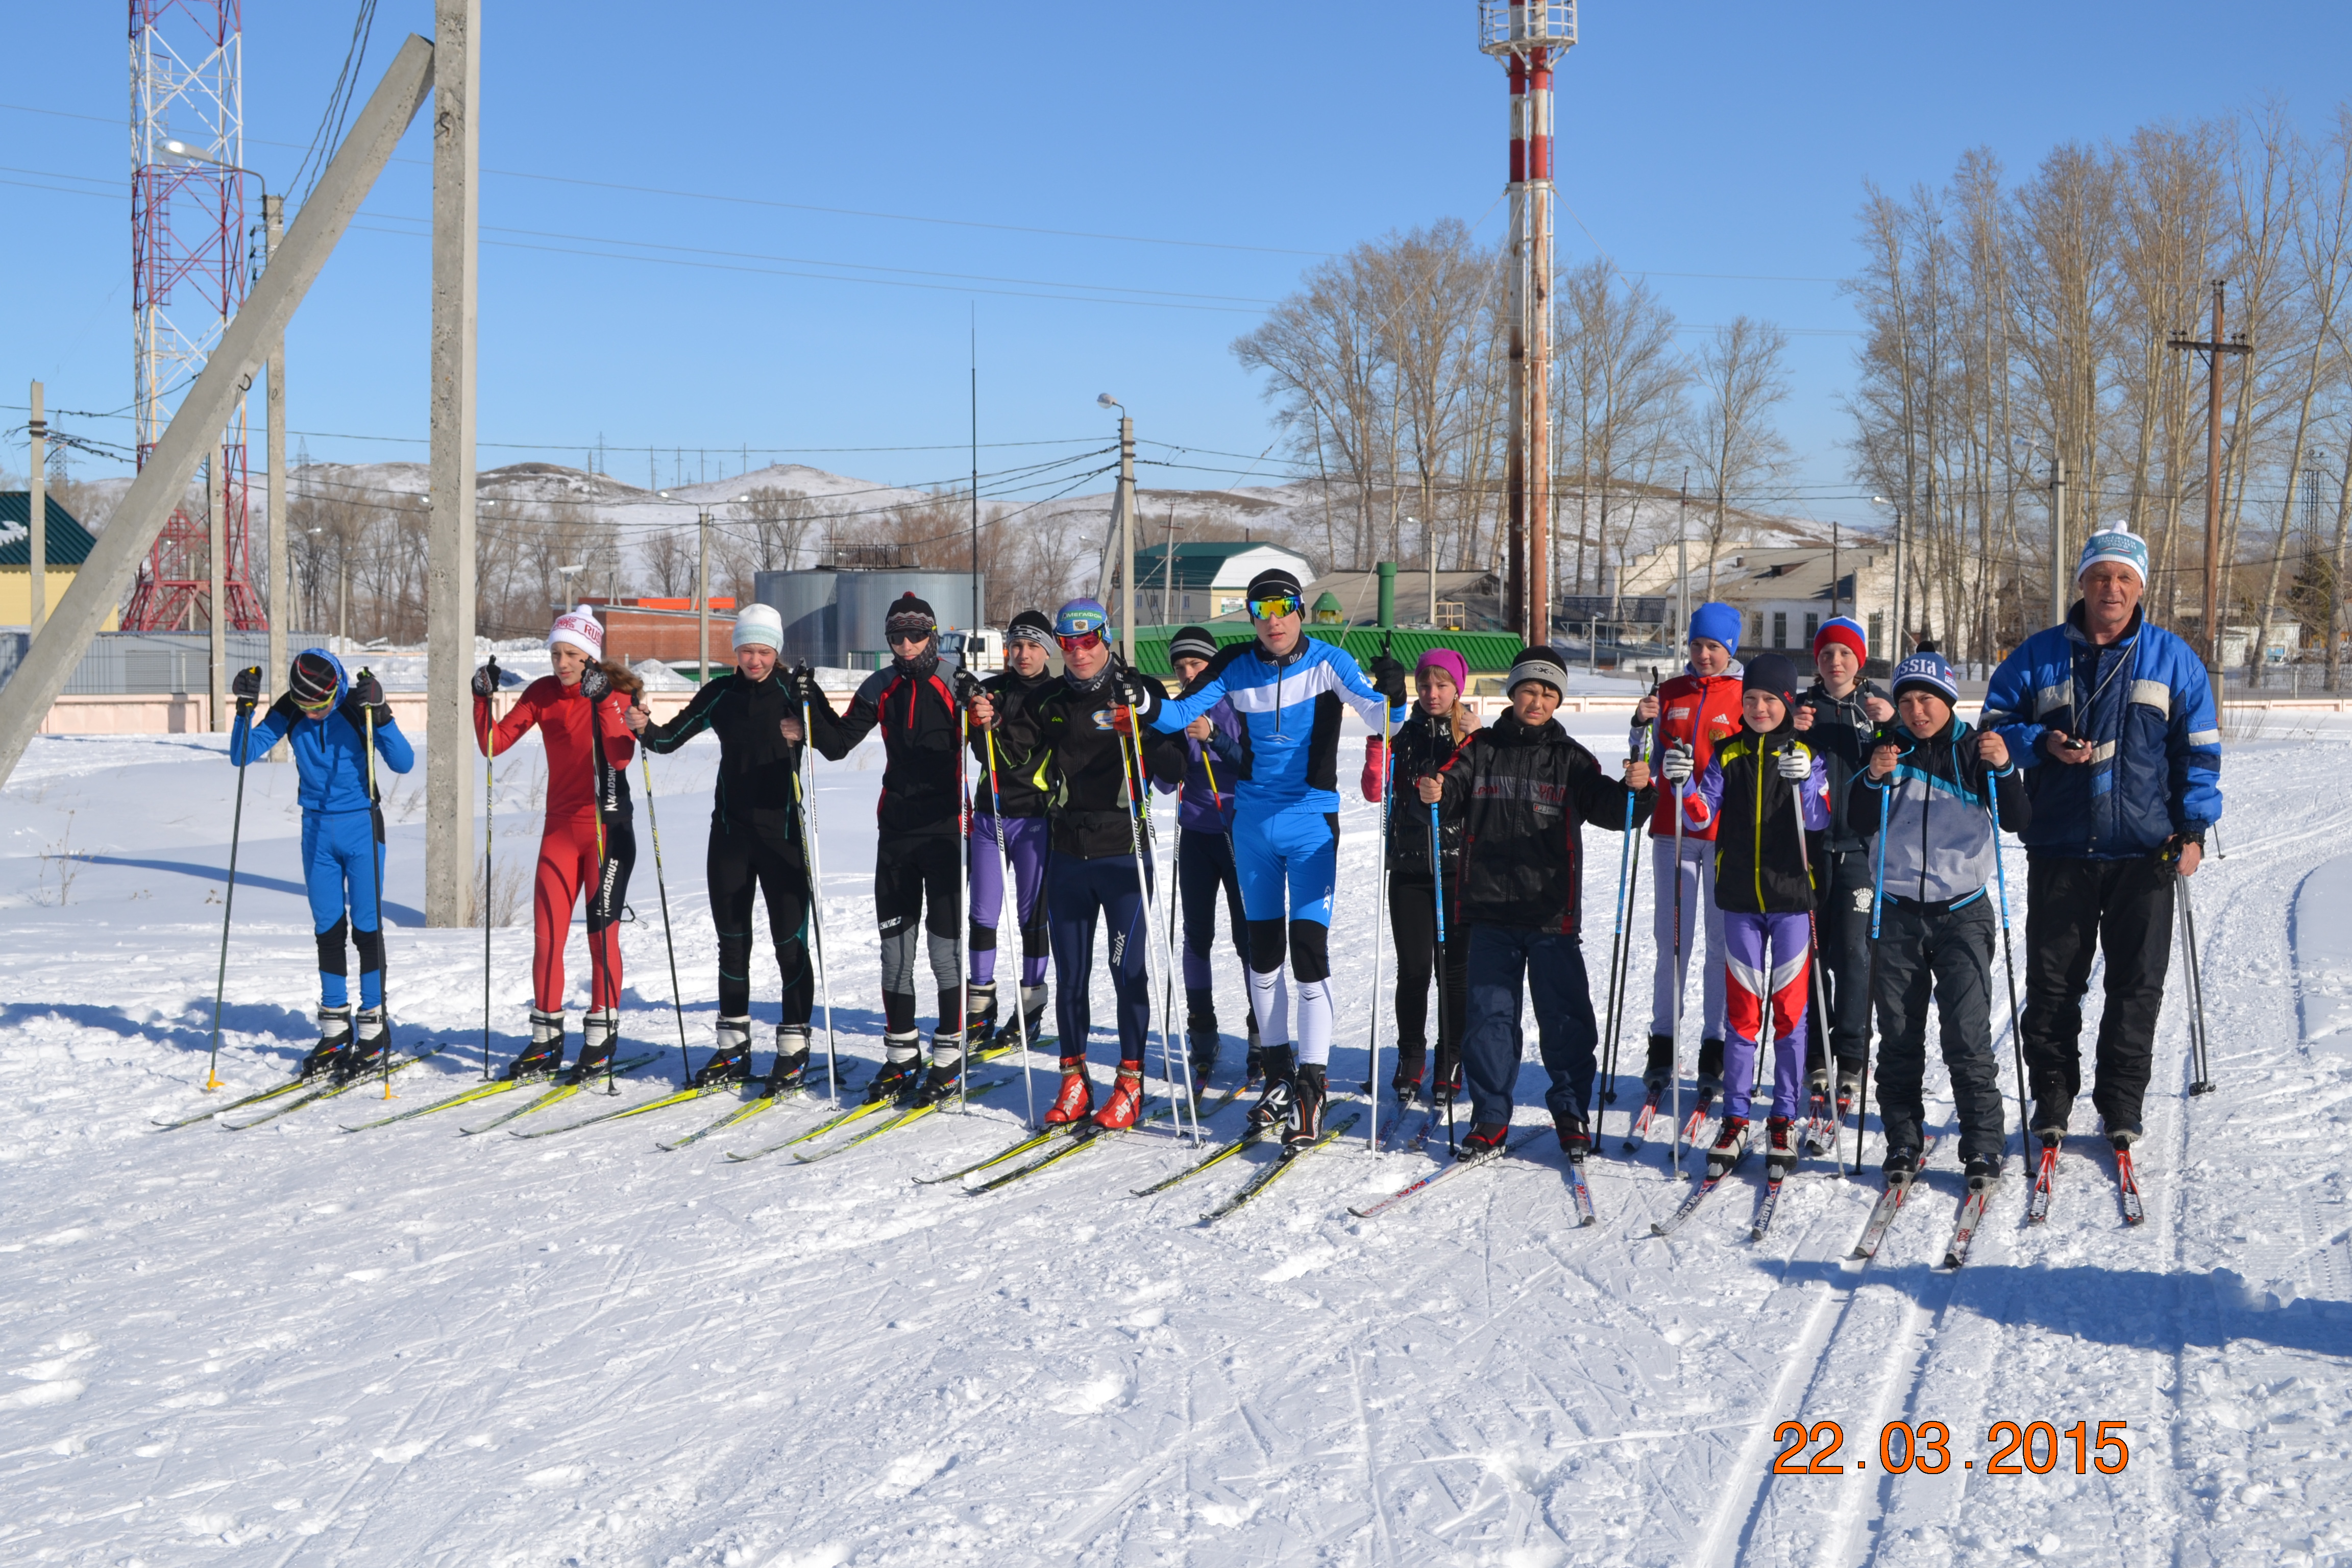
[
  {"x1": 1246, "y1": 593, "x2": 1303, "y2": 621},
  {"x1": 1057, "y1": 629, "x2": 1106, "y2": 653}
]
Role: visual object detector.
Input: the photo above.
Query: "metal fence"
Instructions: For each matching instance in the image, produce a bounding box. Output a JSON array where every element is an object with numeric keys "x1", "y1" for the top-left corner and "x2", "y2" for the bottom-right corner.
[{"x1": 0, "y1": 631, "x2": 327, "y2": 696}]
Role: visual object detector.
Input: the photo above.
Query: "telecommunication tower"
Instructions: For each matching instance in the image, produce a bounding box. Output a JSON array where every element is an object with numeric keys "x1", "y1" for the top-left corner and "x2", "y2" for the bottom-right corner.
[
  {"x1": 124, "y1": 0, "x2": 266, "y2": 632},
  {"x1": 1480, "y1": 2, "x2": 1572, "y2": 648}
]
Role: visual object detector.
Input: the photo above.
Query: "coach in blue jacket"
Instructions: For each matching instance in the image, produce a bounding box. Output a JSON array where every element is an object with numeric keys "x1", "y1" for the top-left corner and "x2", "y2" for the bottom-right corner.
[{"x1": 1982, "y1": 528, "x2": 2221, "y2": 1148}]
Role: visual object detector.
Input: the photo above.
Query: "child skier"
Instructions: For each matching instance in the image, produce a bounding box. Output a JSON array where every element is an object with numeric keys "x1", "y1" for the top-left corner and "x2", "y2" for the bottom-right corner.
[
  {"x1": 229, "y1": 649, "x2": 413, "y2": 1080},
  {"x1": 1662, "y1": 652, "x2": 1831, "y2": 1178},
  {"x1": 1850, "y1": 647, "x2": 2029, "y2": 1189},
  {"x1": 1166, "y1": 624, "x2": 1250, "y2": 1084},
  {"x1": 473, "y1": 606, "x2": 640, "y2": 1082},
  {"x1": 1418, "y1": 648, "x2": 1652, "y2": 1159}
]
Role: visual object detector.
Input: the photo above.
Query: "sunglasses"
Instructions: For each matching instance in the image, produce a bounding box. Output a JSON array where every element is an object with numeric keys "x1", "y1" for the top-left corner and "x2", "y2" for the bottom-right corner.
[
  {"x1": 1247, "y1": 594, "x2": 1302, "y2": 621},
  {"x1": 1057, "y1": 629, "x2": 1106, "y2": 652},
  {"x1": 885, "y1": 629, "x2": 933, "y2": 647}
]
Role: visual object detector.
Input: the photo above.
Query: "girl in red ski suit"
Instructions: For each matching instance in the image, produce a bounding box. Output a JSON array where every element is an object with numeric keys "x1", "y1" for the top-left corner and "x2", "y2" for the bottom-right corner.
[{"x1": 474, "y1": 605, "x2": 639, "y2": 1079}]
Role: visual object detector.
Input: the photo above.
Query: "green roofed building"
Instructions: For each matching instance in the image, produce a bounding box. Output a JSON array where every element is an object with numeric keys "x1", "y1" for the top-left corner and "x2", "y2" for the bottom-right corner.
[
  {"x1": 0, "y1": 493, "x2": 114, "y2": 629},
  {"x1": 1130, "y1": 540, "x2": 1315, "y2": 623}
]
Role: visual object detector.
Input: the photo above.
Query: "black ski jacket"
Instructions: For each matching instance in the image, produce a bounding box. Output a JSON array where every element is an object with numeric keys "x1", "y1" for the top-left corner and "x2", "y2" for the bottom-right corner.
[
  {"x1": 1005, "y1": 674, "x2": 1186, "y2": 860},
  {"x1": 803, "y1": 661, "x2": 965, "y2": 836},
  {"x1": 968, "y1": 666, "x2": 1057, "y2": 819},
  {"x1": 1432, "y1": 710, "x2": 1650, "y2": 934},
  {"x1": 1794, "y1": 677, "x2": 1891, "y2": 851},
  {"x1": 1371, "y1": 709, "x2": 1473, "y2": 883},
  {"x1": 634, "y1": 669, "x2": 806, "y2": 842}
]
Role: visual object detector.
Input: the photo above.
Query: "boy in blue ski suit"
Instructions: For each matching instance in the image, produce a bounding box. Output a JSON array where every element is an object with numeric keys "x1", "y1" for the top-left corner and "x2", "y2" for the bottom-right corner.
[
  {"x1": 229, "y1": 648, "x2": 413, "y2": 1079},
  {"x1": 1148, "y1": 567, "x2": 1408, "y2": 1145}
]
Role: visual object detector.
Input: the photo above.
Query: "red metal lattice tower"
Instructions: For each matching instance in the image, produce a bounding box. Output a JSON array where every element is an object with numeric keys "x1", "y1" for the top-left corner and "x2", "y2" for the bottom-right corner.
[{"x1": 123, "y1": 0, "x2": 265, "y2": 632}]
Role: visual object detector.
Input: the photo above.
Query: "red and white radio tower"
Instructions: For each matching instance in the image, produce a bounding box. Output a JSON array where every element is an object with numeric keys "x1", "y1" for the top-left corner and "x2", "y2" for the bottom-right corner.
[
  {"x1": 1480, "y1": 2, "x2": 1572, "y2": 649},
  {"x1": 123, "y1": 0, "x2": 266, "y2": 633}
]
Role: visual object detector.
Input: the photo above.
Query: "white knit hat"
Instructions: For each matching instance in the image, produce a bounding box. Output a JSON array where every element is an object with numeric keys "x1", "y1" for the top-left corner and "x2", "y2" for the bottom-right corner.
[
  {"x1": 548, "y1": 603, "x2": 604, "y2": 658},
  {"x1": 732, "y1": 603, "x2": 783, "y2": 651}
]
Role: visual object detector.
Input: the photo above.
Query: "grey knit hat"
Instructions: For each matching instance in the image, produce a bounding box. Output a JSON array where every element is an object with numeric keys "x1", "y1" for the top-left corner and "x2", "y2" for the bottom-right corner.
[
  {"x1": 1506, "y1": 646, "x2": 1570, "y2": 699},
  {"x1": 1168, "y1": 625, "x2": 1218, "y2": 663}
]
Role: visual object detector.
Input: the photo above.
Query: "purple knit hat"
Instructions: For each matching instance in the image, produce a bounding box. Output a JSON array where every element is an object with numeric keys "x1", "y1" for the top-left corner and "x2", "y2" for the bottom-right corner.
[{"x1": 1415, "y1": 647, "x2": 1469, "y2": 694}]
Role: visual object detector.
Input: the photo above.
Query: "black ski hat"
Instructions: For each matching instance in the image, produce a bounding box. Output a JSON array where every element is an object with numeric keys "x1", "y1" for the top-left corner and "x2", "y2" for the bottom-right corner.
[
  {"x1": 885, "y1": 593, "x2": 937, "y2": 639},
  {"x1": 1006, "y1": 608, "x2": 1054, "y2": 646},
  {"x1": 1742, "y1": 652, "x2": 1800, "y2": 707},
  {"x1": 1244, "y1": 567, "x2": 1304, "y2": 604},
  {"x1": 290, "y1": 650, "x2": 339, "y2": 707},
  {"x1": 1169, "y1": 625, "x2": 1218, "y2": 663}
]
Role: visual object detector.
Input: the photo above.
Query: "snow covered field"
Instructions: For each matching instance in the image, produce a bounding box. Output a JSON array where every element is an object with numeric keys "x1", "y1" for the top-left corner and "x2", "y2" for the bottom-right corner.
[{"x1": 2, "y1": 716, "x2": 2347, "y2": 1567}]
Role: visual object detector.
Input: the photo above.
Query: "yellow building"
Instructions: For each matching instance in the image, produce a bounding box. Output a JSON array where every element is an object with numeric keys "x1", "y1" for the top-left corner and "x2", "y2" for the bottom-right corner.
[{"x1": 1, "y1": 493, "x2": 118, "y2": 630}]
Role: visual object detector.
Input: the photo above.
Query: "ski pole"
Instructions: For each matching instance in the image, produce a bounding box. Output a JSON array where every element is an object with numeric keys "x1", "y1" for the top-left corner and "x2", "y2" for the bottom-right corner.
[
  {"x1": 584, "y1": 677, "x2": 620, "y2": 1093},
  {"x1": 1984, "y1": 775, "x2": 2030, "y2": 1154},
  {"x1": 1118, "y1": 698, "x2": 1195, "y2": 1142},
  {"x1": 1429, "y1": 797, "x2": 1455, "y2": 1155},
  {"x1": 957, "y1": 696, "x2": 973, "y2": 1111},
  {"x1": 639, "y1": 750, "x2": 692, "y2": 1089},
  {"x1": 362, "y1": 681, "x2": 396, "y2": 1098},
  {"x1": 2178, "y1": 872, "x2": 2212, "y2": 1092},
  {"x1": 207, "y1": 673, "x2": 260, "y2": 1091},
  {"x1": 981, "y1": 725, "x2": 1034, "y2": 1129},
  {"x1": 481, "y1": 656, "x2": 499, "y2": 1079},
  {"x1": 1367, "y1": 697, "x2": 1392, "y2": 1150},
  {"x1": 1669, "y1": 760, "x2": 1688, "y2": 1181},
  {"x1": 796, "y1": 683, "x2": 839, "y2": 1105},
  {"x1": 1785, "y1": 743, "x2": 1840, "y2": 1177},
  {"x1": 1600, "y1": 693, "x2": 1655, "y2": 1110},
  {"x1": 1860, "y1": 762, "x2": 1891, "y2": 1175}
]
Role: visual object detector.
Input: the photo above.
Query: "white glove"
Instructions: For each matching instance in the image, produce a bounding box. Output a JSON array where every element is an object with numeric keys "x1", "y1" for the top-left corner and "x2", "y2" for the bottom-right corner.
[
  {"x1": 1776, "y1": 747, "x2": 1811, "y2": 781},
  {"x1": 1660, "y1": 745, "x2": 1694, "y2": 784}
]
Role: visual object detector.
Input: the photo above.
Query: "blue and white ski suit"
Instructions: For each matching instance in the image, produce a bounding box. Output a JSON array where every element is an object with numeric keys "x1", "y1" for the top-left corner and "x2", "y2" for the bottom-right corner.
[
  {"x1": 1151, "y1": 635, "x2": 1404, "y2": 1065},
  {"x1": 229, "y1": 649, "x2": 414, "y2": 1008}
]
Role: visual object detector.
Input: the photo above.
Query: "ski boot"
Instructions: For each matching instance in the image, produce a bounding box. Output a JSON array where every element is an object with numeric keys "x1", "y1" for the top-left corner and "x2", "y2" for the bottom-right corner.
[
  {"x1": 1965, "y1": 1155, "x2": 2002, "y2": 1191},
  {"x1": 1244, "y1": 1013, "x2": 1266, "y2": 1088},
  {"x1": 1017, "y1": 984, "x2": 1050, "y2": 1050},
  {"x1": 1387, "y1": 1043, "x2": 1427, "y2": 1110},
  {"x1": 567, "y1": 1007, "x2": 620, "y2": 1082},
  {"x1": 1459, "y1": 1122, "x2": 1509, "y2": 1159},
  {"x1": 301, "y1": 1006, "x2": 354, "y2": 1080},
  {"x1": 1763, "y1": 1115, "x2": 1797, "y2": 1179},
  {"x1": 1044, "y1": 1054, "x2": 1095, "y2": 1124},
  {"x1": 504, "y1": 1010, "x2": 566, "y2": 1080},
  {"x1": 1835, "y1": 1067, "x2": 1864, "y2": 1123},
  {"x1": 335, "y1": 1007, "x2": 390, "y2": 1083},
  {"x1": 1881, "y1": 1145, "x2": 1922, "y2": 1187},
  {"x1": 865, "y1": 1032, "x2": 925, "y2": 1102},
  {"x1": 1695, "y1": 1038, "x2": 1726, "y2": 1104},
  {"x1": 692, "y1": 1017, "x2": 754, "y2": 1088},
  {"x1": 1641, "y1": 1032, "x2": 1675, "y2": 1093},
  {"x1": 1706, "y1": 1115, "x2": 1750, "y2": 1179},
  {"x1": 2109, "y1": 1125, "x2": 2142, "y2": 1151},
  {"x1": 1186, "y1": 991, "x2": 1221, "y2": 1085},
  {"x1": 1284, "y1": 1062, "x2": 1328, "y2": 1150},
  {"x1": 764, "y1": 1024, "x2": 812, "y2": 1096},
  {"x1": 913, "y1": 1030, "x2": 967, "y2": 1109},
  {"x1": 1246, "y1": 1044, "x2": 1297, "y2": 1135},
  {"x1": 2030, "y1": 1096, "x2": 2070, "y2": 1148},
  {"x1": 1093, "y1": 1064, "x2": 1146, "y2": 1130},
  {"x1": 1553, "y1": 1111, "x2": 1592, "y2": 1165},
  {"x1": 961, "y1": 983, "x2": 997, "y2": 1054}
]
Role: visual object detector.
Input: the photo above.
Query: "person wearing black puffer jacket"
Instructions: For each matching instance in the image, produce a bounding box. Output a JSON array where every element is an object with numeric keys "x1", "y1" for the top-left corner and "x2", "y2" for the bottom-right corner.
[
  {"x1": 1420, "y1": 648, "x2": 1652, "y2": 1162},
  {"x1": 963, "y1": 607, "x2": 1059, "y2": 1052}
]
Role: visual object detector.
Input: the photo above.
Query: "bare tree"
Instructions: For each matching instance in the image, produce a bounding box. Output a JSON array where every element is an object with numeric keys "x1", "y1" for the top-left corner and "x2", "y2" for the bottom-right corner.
[
  {"x1": 1557, "y1": 259, "x2": 1688, "y2": 601},
  {"x1": 1680, "y1": 316, "x2": 1794, "y2": 596},
  {"x1": 640, "y1": 527, "x2": 695, "y2": 598}
]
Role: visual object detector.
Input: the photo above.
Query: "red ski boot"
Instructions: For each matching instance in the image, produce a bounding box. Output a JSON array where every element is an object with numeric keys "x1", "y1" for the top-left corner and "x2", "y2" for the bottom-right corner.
[
  {"x1": 1044, "y1": 1056, "x2": 1094, "y2": 1124},
  {"x1": 1092, "y1": 1065, "x2": 1145, "y2": 1130}
]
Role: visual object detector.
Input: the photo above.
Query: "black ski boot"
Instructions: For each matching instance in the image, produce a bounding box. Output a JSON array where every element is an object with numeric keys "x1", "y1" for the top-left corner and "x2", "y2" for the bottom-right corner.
[
  {"x1": 1389, "y1": 1043, "x2": 1428, "y2": 1111},
  {"x1": 1642, "y1": 1032, "x2": 1674, "y2": 1092},
  {"x1": 301, "y1": 1006, "x2": 354, "y2": 1079},
  {"x1": 2030, "y1": 1095, "x2": 2070, "y2": 1146},
  {"x1": 1017, "y1": 984, "x2": 1050, "y2": 1050},
  {"x1": 1284, "y1": 1062, "x2": 1328, "y2": 1150},
  {"x1": 1553, "y1": 1110, "x2": 1592, "y2": 1165},
  {"x1": 1247, "y1": 1044, "x2": 1297, "y2": 1135},
  {"x1": 962, "y1": 983, "x2": 997, "y2": 1054},
  {"x1": 913, "y1": 1030, "x2": 966, "y2": 1108},
  {"x1": 1881, "y1": 1144, "x2": 1922, "y2": 1186},
  {"x1": 765, "y1": 1024, "x2": 812, "y2": 1096},
  {"x1": 504, "y1": 1010, "x2": 566, "y2": 1080},
  {"x1": 1695, "y1": 1038, "x2": 1726, "y2": 1101},
  {"x1": 335, "y1": 1007, "x2": 390, "y2": 1082},
  {"x1": 1244, "y1": 1012, "x2": 1266, "y2": 1087},
  {"x1": 692, "y1": 1017, "x2": 753, "y2": 1088},
  {"x1": 866, "y1": 1032, "x2": 925, "y2": 1102},
  {"x1": 568, "y1": 1007, "x2": 620, "y2": 1082},
  {"x1": 1836, "y1": 1066, "x2": 1864, "y2": 1121},
  {"x1": 1186, "y1": 990, "x2": 1220, "y2": 1084},
  {"x1": 1965, "y1": 1155, "x2": 2002, "y2": 1191}
]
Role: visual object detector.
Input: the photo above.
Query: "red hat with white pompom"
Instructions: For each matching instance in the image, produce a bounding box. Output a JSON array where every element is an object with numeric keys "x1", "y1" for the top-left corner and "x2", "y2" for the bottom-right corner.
[{"x1": 548, "y1": 604, "x2": 604, "y2": 659}]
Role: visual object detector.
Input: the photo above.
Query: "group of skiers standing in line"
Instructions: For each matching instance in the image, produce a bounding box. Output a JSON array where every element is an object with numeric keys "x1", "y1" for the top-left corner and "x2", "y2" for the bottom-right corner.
[{"x1": 231, "y1": 521, "x2": 2219, "y2": 1194}]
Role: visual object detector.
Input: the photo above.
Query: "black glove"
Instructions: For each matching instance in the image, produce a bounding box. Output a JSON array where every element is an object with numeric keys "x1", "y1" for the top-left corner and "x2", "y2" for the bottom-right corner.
[
  {"x1": 1370, "y1": 653, "x2": 1409, "y2": 705},
  {"x1": 953, "y1": 667, "x2": 985, "y2": 705},
  {"x1": 1115, "y1": 666, "x2": 1160, "y2": 715},
  {"x1": 349, "y1": 672, "x2": 393, "y2": 729},
  {"x1": 471, "y1": 663, "x2": 501, "y2": 699},
  {"x1": 783, "y1": 663, "x2": 815, "y2": 702},
  {"x1": 231, "y1": 665, "x2": 263, "y2": 711},
  {"x1": 578, "y1": 663, "x2": 610, "y2": 702}
]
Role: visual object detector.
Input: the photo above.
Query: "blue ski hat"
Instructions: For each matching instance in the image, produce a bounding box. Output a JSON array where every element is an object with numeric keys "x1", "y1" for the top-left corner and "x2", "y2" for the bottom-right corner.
[
  {"x1": 1891, "y1": 647, "x2": 1958, "y2": 705},
  {"x1": 1687, "y1": 601, "x2": 1742, "y2": 654},
  {"x1": 1054, "y1": 597, "x2": 1110, "y2": 639}
]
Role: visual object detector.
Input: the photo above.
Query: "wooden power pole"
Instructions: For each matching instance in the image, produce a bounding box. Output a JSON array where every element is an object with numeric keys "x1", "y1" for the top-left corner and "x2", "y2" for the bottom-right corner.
[{"x1": 2168, "y1": 280, "x2": 2250, "y2": 720}]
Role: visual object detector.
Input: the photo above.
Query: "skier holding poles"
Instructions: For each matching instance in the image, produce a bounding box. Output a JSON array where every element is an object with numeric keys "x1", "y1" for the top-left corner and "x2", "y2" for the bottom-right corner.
[
  {"x1": 1359, "y1": 646, "x2": 1477, "y2": 1114},
  {"x1": 1165, "y1": 625, "x2": 1252, "y2": 1086},
  {"x1": 473, "y1": 606, "x2": 640, "y2": 1083},
  {"x1": 962, "y1": 608, "x2": 1058, "y2": 1057},
  {"x1": 1414, "y1": 647, "x2": 1652, "y2": 1161},
  {"x1": 966, "y1": 599, "x2": 1186, "y2": 1130},
  {"x1": 1847, "y1": 646, "x2": 2028, "y2": 1190},
  {"x1": 228, "y1": 649, "x2": 413, "y2": 1081},
  {"x1": 1144, "y1": 568, "x2": 1409, "y2": 1150},
  {"x1": 624, "y1": 603, "x2": 821, "y2": 1097}
]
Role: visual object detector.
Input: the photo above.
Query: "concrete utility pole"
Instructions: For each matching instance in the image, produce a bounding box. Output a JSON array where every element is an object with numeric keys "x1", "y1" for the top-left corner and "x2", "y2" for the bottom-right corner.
[
  {"x1": 698, "y1": 508, "x2": 711, "y2": 683},
  {"x1": 209, "y1": 447, "x2": 227, "y2": 729},
  {"x1": 1118, "y1": 414, "x2": 1136, "y2": 660},
  {"x1": 2168, "y1": 280, "x2": 2251, "y2": 720},
  {"x1": 263, "y1": 194, "x2": 288, "y2": 760},
  {"x1": 2048, "y1": 455, "x2": 2068, "y2": 629},
  {"x1": 424, "y1": 0, "x2": 481, "y2": 929},
  {"x1": 26, "y1": 381, "x2": 44, "y2": 634}
]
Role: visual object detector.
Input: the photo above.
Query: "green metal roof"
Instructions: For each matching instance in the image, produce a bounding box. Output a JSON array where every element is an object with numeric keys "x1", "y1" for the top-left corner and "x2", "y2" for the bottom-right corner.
[
  {"x1": 1129, "y1": 624, "x2": 1526, "y2": 678},
  {"x1": 0, "y1": 494, "x2": 95, "y2": 569}
]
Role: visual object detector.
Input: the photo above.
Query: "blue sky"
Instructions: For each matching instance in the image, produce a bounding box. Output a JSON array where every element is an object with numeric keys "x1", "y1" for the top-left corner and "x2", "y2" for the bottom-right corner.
[{"x1": 5, "y1": 1, "x2": 2349, "y2": 529}]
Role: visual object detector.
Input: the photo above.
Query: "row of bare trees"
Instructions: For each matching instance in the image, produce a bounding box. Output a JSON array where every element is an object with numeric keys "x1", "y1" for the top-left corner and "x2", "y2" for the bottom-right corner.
[
  {"x1": 1846, "y1": 104, "x2": 2352, "y2": 682},
  {"x1": 1232, "y1": 220, "x2": 1799, "y2": 605}
]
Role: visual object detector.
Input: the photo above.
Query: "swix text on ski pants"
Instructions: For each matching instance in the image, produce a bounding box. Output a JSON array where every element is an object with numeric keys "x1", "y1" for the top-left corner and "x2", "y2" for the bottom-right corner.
[{"x1": 1047, "y1": 850, "x2": 1154, "y2": 1065}]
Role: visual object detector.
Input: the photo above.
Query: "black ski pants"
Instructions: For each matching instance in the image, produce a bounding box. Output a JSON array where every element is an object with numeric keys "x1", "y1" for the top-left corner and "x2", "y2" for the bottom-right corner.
[
  {"x1": 1870, "y1": 895, "x2": 2006, "y2": 1164},
  {"x1": 1178, "y1": 825, "x2": 1247, "y2": 1007},
  {"x1": 707, "y1": 819, "x2": 812, "y2": 1026},
  {"x1": 1388, "y1": 871, "x2": 1468, "y2": 1086},
  {"x1": 876, "y1": 830, "x2": 962, "y2": 1035},
  {"x1": 1806, "y1": 846, "x2": 1873, "y2": 1077},
  {"x1": 2021, "y1": 853, "x2": 2174, "y2": 1136}
]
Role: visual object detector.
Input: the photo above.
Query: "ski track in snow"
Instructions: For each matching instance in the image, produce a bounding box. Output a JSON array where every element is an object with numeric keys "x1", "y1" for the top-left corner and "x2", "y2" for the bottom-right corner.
[{"x1": 2, "y1": 719, "x2": 2347, "y2": 1566}]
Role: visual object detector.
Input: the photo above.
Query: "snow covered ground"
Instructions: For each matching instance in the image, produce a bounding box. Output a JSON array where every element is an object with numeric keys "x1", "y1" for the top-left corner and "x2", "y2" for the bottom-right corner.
[{"x1": 2, "y1": 716, "x2": 2346, "y2": 1566}]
